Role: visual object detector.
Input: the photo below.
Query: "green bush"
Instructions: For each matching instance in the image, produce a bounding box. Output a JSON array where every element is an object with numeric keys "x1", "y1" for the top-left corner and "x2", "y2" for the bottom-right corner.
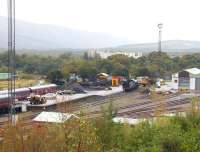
[{"x1": 2, "y1": 106, "x2": 200, "y2": 152}]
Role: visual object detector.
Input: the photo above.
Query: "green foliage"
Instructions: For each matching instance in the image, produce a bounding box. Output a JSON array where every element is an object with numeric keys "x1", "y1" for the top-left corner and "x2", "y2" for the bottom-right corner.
[
  {"x1": 47, "y1": 70, "x2": 63, "y2": 83},
  {"x1": 1, "y1": 51, "x2": 200, "y2": 81},
  {"x1": 2, "y1": 108, "x2": 200, "y2": 151},
  {"x1": 161, "y1": 136, "x2": 181, "y2": 152}
]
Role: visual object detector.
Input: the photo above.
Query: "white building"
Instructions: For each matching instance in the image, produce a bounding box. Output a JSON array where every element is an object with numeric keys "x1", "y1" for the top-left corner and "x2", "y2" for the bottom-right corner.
[
  {"x1": 171, "y1": 73, "x2": 179, "y2": 90},
  {"x1": 87, "y1": 50, "x2": 142, "y2": 59},
  {"x1": 87, "y1": 49, "x2": 97, "y2": 58},
  {"x1": 172, "y1": 73, "x2": 178, "y2": 83}
]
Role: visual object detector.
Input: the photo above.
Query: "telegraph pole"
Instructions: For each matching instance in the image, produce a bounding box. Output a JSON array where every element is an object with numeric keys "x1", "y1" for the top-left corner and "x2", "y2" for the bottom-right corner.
[
  {"x1": 7, "y1": 0, "x2": 16, "y2": 125},
  {"x1": 157, "y1": 23, "x2": 163, "y2": 52}
]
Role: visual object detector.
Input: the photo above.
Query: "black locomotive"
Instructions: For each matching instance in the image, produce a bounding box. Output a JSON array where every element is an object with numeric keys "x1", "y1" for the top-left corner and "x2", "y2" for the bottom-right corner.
[{"x1": 122, "y1": 79, "x2": 139, "y2": 92}]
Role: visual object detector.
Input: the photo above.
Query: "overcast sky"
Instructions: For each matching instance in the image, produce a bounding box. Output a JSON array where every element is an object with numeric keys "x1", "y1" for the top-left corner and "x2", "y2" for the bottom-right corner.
[{"x1": 1, "y1": 0, "x2": 200, "y2": 43}]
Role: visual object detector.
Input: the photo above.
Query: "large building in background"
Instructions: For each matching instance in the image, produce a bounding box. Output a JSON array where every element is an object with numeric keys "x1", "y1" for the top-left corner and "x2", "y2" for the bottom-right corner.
[{"x1": 87, "y1": 50, "x2": 142, "y2": 59}]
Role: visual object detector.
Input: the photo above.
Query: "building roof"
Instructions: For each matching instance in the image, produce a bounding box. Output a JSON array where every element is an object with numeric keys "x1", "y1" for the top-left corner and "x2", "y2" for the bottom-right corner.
[
  {"x1": 30, "y1": 84, "x2": 57, "y2": 90},
  {"x1": 184, "y1": 68, "x2": 200, "y2": 75},
  {"x1": 33, "y1": 111, "x2": 79, "y2": 123},
  {"x1": 97, "y1": 73, "x2": 109, "y2": 77},
  {"x1": 0, "y1": 87, "x2": 30, "y2": 96},
  {"x1": 0, "y1": 84, "x2": 57, "y2": 95},
  {"x1": 0, "y1": 94, "x2": 8, "y2": 99},
  {"x1": 113, "y1": 117, "x2": 145, "y2": 125}
]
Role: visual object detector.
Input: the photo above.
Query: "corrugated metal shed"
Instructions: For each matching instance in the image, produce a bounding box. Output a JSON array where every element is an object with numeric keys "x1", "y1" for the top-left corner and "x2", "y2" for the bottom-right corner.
[
  {"x1": 178, "y1": 68, "x2": 200, "y2": 90},
  {"x1": 195, "y1": 78, "x2": 200, "y2": 90},
  {"x1": 185, "y1": 68, "x2": 200, "y2": 77}
]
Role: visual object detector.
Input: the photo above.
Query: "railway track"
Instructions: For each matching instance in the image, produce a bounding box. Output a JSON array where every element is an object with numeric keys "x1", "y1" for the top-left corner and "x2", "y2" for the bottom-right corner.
[
  {"x1": 116, "y1": 97, "x2": 191, "y2": 118},
  {"x1": 0, "y1": 91, "x2": 197, "y2": 128},
  {"x1": 0, "y1": 91, "x2": 131, "y2": 127},
  {"x1": 83, "y1": 94, "x2": 194, "y2": 119},
  {"x1": 0, "y1": 112, "x2": 40, "y2": 128},
  {"x1": 54, "y1": 91, "x2": 137, "y2": 112}
]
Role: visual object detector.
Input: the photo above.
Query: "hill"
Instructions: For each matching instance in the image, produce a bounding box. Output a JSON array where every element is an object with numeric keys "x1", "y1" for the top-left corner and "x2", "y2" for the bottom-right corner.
[
  {"x1": 1, "y1": 16, "x2": 200, "y2": 52},
  {"x1": 0, "y1": 16, "x2": 130, "y2": 50},
  {"x1": 116, "y1": 40, "x2": 200, "y2": 52}
]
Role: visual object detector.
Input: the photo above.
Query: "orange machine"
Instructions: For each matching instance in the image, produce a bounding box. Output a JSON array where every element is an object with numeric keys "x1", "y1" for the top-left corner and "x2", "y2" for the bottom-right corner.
[{"x1": 112, "y1": 76, "x2": 124, "y2": 87}]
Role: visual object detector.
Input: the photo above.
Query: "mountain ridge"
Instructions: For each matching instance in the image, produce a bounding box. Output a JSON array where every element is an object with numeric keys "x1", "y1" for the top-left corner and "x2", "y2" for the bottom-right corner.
[
  {"x1": 115, "y1": 40, "x2": 200, "y2": 52},
  {"x1": 1, "y1": 16, "x2": 200, "y2": 52},
  {"x1": 0, "y1": 16, "x2": 131, "y2": 50}
]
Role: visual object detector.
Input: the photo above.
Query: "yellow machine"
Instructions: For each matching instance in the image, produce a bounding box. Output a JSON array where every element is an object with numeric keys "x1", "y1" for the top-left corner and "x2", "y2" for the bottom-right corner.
[
  {"x1": 179, "y1": 88, "x2": 190, "y2": 93},
  {"x1": 97, "y1": 73, "x2": 109, "y2": 80},
  {"x1": 29, "y1": 95, "x2": 47, "y2": 105},
  {"x1": 137, "y1": 76, "x2": 151, "y2": 87}
]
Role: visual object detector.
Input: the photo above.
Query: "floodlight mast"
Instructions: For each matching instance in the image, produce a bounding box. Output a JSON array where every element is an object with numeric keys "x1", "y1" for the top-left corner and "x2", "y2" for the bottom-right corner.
[
  {"x1": 158, "y1": 23, "x2": 163, "y2": 52},
  {"x1": 7, "y1": 0, "x2": 16, "y2": 125}
]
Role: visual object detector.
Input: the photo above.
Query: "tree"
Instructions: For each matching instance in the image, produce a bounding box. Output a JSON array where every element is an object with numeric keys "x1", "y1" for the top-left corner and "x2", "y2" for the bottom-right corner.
[
  {"x1": 47, "y1": 70, "x2": 63, "y2": 83},
  {"x1": 79, "y1": 66, "x2": 98, "y2": 80}
]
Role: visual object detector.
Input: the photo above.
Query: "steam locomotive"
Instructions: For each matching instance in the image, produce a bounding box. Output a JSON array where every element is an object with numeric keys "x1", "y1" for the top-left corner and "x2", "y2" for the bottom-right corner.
[{"x1": 122, "y1": 79, "x2": 139, "y2": 92}]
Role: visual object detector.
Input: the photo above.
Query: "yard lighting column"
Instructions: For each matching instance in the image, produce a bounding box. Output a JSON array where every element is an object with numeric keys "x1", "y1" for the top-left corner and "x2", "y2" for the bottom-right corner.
[
  {"x1": 8, "y1": 0, "x2": 16, "y2": 125},
  {"x1": 158, "y1": 23, "x2": 163, "y2": 52}
]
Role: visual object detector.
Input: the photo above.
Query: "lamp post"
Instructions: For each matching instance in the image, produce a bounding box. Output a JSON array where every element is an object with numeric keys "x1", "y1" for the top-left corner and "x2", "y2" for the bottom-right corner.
[{"x1": 157, "y1": 23, "x2": 163, "y2": 52}]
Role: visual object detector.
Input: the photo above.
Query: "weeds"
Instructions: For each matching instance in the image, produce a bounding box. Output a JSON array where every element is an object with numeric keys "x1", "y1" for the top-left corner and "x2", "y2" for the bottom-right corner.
[{"x1": 1, "y1": 99, "x2": 200, "y2": 152}]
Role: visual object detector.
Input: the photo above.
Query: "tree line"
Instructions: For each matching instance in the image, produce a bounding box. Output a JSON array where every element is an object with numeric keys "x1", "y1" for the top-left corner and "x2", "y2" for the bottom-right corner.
[{"x1": 0, "y1": 51, "x2": 200, "y2": 82}]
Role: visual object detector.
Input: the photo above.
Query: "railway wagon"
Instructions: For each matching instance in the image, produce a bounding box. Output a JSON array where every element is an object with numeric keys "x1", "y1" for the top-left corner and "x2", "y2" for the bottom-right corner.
[
  {"x1": 0, "y1": 88, "x2": 30, "y2": 101},
  {"x1": 0, "y1": 84, "x2": 57, "y2": 99},
  {"x1": 30, "y1": 84, "x2": 57, "y2": 95},
  {"x1": 15, "y1": 88, "x2": 31, "y2": 100},
  {"x1": 0, "y1": 95, "x2": 10, "y2": 114},
  {"x1": 0, "y1": 84, "x2": 57, "y2": 113}
]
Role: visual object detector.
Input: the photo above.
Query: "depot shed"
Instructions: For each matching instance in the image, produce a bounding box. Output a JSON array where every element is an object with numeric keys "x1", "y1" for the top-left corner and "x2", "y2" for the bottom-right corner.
[{"x1": 178, "y1": 68, "x2": 200, "y2": 91}]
